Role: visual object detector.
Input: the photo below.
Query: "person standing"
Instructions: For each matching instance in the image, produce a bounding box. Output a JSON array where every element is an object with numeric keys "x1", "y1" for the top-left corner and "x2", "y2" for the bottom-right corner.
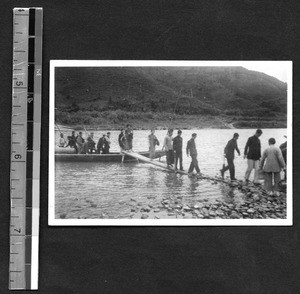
[
  {"x1": 103, "y1": 132, "x2": 111, "y2": 154},
  {"x1": 244, "y1": 129, "x2": 263, "y2": 184},
  {"x1": 76, "y1": 131, "x2": 85, "y2": 154},
  {"x1": 97, "y1": 134, "x2": 106, "y2": 154},
  {"x1": 279, "y1": 135, "x2": 287, "y2": 180},
  {"x1": 259, "y1": 138, "x2": 286, "y2": 196},
  {"x1": 162, "y1": 128, "x2": 174, "y2": 167},
  {"x1": 173, "y1": 130, "x2": 184, "y2": 171},
  {"x1": 220, "y1": 133, "x2": 240, "y2": 180},
  {"x1": 124, "y1": 124, "x2": 133, "y2": 151},
  {"x1": 148, "y1": 129, "x2": 159, "y2": 160},
  {"x1": 186, "y1": 133, "x2": 201, "y2": 175},
  {"x1": 87, "y1": 132, "x2": 96, "y2": 153},
  {"x1": 118, "y1": 129, "x2": 126, "y2": 152}
]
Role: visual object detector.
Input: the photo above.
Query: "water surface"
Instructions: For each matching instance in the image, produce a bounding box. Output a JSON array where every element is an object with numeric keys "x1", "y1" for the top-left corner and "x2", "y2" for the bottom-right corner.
[{"x1": 55, "y1": 128, "x2": 287, "y2": 219}]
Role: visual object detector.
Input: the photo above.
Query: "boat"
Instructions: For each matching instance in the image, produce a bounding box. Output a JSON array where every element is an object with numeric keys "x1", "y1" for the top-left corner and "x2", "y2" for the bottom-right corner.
[{"x1": 55, "y1": 147, "x2": 166, "y2": 162}]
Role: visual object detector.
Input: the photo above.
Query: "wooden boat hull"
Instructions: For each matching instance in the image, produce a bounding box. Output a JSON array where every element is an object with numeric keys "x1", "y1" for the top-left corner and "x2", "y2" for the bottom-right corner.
[{"x1": 55, "y1": 150, "x2": 166, "y2": 162}]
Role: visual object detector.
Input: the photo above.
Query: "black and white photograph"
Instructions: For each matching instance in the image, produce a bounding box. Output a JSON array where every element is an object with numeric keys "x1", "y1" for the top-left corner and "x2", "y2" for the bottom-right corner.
[{"x1": 49, "y1": 60, "x2": 292, "y2": 225}]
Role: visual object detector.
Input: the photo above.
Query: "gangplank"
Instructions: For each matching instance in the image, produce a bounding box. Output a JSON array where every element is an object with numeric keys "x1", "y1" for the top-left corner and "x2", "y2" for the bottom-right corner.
[{"x1": 122, "y1": 151, "x2": 188, "y2": 175}]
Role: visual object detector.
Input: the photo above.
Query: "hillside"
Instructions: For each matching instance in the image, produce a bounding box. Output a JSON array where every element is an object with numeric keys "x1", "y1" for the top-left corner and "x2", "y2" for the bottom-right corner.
[{"x1": 55, "y1": 66, "x2": 287, "y2": 129}]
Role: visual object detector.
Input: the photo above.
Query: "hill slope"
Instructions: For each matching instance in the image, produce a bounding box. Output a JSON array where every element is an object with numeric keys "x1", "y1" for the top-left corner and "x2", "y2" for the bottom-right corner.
[{"x1": 55, "y1": 66, "x2": 287, "y2": 128}]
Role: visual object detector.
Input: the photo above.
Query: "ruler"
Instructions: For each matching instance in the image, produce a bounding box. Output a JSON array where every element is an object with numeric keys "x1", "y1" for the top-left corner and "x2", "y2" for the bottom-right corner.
[{"x1": 10, "y1": 8, "x2": 43, "y2": 290}]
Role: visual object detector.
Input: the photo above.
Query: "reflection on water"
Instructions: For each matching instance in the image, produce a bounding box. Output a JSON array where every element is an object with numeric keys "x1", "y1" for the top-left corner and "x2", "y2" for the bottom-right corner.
[{"x1": 55, "y1": 128, "x2": 287, "y2": 219}]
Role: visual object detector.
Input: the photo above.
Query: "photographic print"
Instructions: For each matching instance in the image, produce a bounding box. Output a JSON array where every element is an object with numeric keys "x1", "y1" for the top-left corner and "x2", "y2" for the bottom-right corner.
[{"x1": 49, "y1": 60, "x2": 292, "y2": 225}]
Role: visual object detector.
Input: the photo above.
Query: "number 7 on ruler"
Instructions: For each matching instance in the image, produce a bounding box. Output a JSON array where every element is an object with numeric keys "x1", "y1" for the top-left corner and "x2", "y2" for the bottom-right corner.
[{"x1": 10, "y1": 7, "x2": 43, "y2": 290}]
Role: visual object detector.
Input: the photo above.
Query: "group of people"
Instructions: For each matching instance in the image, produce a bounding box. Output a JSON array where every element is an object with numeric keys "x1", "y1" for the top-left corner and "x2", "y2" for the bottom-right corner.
[
  {"x1": 58, "y1": 124, "x2": 135, "y2": 155},
  {"x1": 148, "y1": 128, "x2": 202, "y2": 175},
  {"x1": 58, "y1": 126, "x2": 287, "y2": 195},
  {"x1": 149, "y1": 128, "x2": 287, "y2": 195},
  {"x1": 220, "y1": 129, "x2": 287, "y2": 196},
  {"x1": 58, "y1": 130, "x2": 111, "y2": 154}
]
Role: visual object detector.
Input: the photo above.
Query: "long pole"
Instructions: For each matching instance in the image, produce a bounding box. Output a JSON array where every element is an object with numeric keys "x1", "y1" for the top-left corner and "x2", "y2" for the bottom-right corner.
[{"x1": 55, "y1": 122, "x2": 62, "y2": 134}]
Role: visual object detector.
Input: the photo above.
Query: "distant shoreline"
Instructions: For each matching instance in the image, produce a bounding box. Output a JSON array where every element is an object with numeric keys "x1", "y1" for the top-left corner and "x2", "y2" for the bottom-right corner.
[{"x1": 55, "y1": 115, "x2": 287, "y2": 131}]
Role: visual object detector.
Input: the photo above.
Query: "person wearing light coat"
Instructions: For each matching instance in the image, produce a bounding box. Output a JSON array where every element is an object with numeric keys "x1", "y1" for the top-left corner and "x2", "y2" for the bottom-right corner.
[{"x1": 259, "y1": 138, "x2": 286, "y2": 196}]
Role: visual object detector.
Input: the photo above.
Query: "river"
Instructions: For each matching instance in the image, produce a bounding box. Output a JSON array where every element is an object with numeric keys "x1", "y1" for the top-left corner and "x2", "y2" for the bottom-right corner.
[{"x1": 54, "y1": 128, "x2": 287, "y2": 219}]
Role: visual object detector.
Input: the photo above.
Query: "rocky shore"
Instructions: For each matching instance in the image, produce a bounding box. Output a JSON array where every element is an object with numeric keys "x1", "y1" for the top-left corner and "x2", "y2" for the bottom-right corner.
[
  {"x1": 128, "y1": 179, "x2": 287, "y2": 220},
  {"x1": 58, "y1": 176, "x2": 287, "y2": 220}
]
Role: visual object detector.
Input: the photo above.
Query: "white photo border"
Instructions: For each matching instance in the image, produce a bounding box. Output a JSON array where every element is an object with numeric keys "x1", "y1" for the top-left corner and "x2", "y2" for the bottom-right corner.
[{"x1": 49, "y1": 60, "x2": 293, "y2": 226}]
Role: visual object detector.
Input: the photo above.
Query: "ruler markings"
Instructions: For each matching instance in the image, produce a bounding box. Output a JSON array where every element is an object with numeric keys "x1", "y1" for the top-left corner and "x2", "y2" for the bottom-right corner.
[{"x1": 10, "y1": 7, "x2": 42, "y2": 290}]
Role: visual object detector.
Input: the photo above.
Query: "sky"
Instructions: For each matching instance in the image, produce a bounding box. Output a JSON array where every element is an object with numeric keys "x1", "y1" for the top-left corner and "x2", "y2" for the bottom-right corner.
[
  {"x1": 242, "y1": 61, "x2": 291, "y2": 83},
  {"x1": 53, "y1": 60, "x2": 292, "y2": 83}
]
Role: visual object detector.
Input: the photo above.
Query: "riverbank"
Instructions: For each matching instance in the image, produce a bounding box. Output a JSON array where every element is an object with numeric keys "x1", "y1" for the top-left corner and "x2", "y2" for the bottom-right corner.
[
  {"x1": 59, "y1": 178, "x2": 287, "y2": 220},
  {"x1": 56, "y1": 113, "x2": 287, "y2": 131},
  {"x1": 119, "y1": 180, "x2": 286, "y2": 220}
]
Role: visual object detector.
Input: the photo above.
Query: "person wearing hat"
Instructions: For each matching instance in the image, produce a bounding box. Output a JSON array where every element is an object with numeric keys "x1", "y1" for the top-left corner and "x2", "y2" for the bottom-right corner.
[
  {"x1": 259, "y1": 137, "x2": 286, "y2": 196},
  {"x1": 244, "y1": 129, "x2": 263, "y2": 183},
  {"x1": 220, "y1": 133, "x2": 240, "y2": 181},
  {"x1": 186, "y1": 133, "x2": 201, "y2": 175},
  {"x1": 173, "y1": 130, "x2": 184, "y2": 171}
]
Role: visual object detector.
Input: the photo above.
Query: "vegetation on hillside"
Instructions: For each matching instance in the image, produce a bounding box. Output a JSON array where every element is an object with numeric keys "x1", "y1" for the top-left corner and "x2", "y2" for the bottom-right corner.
[{"x1": 55, "y1": 67, "x2": 287, "y2": 128}]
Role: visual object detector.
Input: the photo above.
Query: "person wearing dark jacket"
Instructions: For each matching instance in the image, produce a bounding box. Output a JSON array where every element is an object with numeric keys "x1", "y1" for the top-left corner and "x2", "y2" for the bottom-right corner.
[
  {"x1": 118, "y1": 129, "x2": 125, "y2": 152},
  {"x1": 173, "y1": 130, "x2": 184, "y2": 171},
  {"x1": 66, "y1": 131, "x2": 78, "y2": 153},
  {"x1": 186, "y1": 133, "x2": 201, "y2": 175},
  {"x1": 76, "y1": 132, "x2": 85, "y2": 154},
  {"x1": 103, "y1": 132, "x2": 111, "y2": 154},
  {"x1": 244, "y1": 129, "x2": 263, "y2": 183},
  {"x1": 97, "y1": 134, "x2": 106, "y2": 154},
  {"x1": 87, "y1": 132, "x2": 96, "y2": 153},
  {"x1": 220, "y1": 133, "x2": 240, "y2": 180}
]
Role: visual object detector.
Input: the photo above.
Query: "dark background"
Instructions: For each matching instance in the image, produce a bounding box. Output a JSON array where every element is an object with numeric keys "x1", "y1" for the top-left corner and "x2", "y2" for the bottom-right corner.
[{"x1": 1, "y1": 0, "x2": 299, "y2": 293}]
